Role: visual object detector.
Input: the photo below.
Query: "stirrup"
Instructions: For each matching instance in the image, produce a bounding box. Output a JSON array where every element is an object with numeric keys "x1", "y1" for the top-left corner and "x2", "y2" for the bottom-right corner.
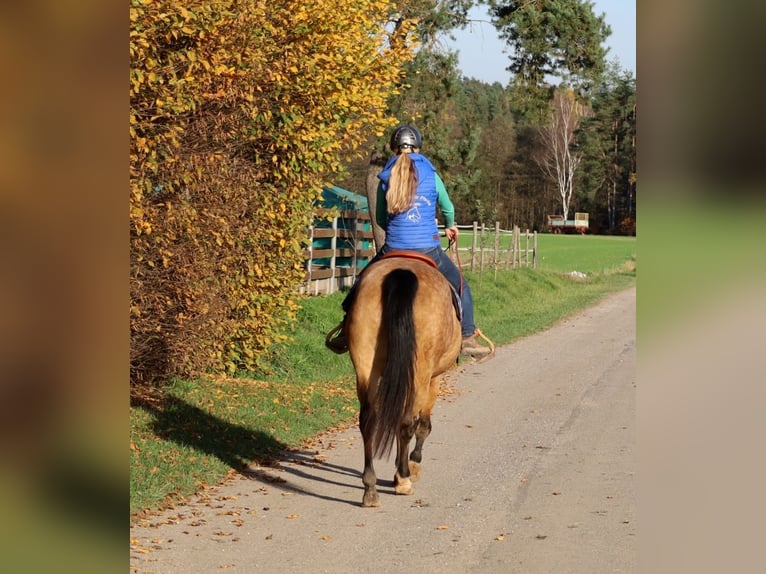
[{"x1": 462, "y1": 329, "x2": 495, "y2": 363}]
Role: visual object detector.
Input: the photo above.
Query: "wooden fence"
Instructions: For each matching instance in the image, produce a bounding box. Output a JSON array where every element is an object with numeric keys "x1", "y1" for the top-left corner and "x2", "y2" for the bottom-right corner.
[
  {"x1": 301, "y1": 209, "x2": 375, "y2": 295},
  {"x1": 451, "y1": 221, "x2": 538, "y2": 275},
  {"x1": 302, "y1": 210, "x2": 537, "y2": 295}
]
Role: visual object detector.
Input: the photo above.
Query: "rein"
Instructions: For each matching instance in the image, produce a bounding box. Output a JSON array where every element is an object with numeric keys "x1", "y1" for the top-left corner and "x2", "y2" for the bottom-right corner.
[{"x1": 446, "y1": 239, "x2": 464, "y2": 296}]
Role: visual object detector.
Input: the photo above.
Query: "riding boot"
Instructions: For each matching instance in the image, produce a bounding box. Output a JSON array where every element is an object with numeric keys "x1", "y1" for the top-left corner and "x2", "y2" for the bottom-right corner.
[
  {"x1": 460, "y1": 334, "x2": 491, "y2": 358},
  {"x1": 325, "y1": 317, "x2": 348, "y2": 354}
]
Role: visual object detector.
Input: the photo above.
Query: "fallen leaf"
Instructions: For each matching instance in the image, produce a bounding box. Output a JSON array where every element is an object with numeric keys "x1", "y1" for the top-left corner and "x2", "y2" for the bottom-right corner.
[
  {"x1": 320, "y1": 535, "x2": 331, "y2": 541},
  {"x1": 286, "y1": 514, "x2": 299, "y2": 519},
  {"x1": 436, "y1": 525, "x2": 449, "y2": 530},
  {"x1": 495, "y1": 534, "x2": 505, "y2": 541}
]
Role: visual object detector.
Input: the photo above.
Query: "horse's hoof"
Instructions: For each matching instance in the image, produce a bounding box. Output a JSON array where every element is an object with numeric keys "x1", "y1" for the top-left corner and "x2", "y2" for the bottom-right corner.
[
  {"x1": 394, "y1": 483, "x2": 414, "y2": 495},
  {"x1": 362, "y1": 492, "x2": 380, "y2": 507},
  {"x1": 408, "y1": 461, "x2": 421, "y2": 482},
  {"x1": 394, "y1": 473, "x2": 414, "y2": 495}
]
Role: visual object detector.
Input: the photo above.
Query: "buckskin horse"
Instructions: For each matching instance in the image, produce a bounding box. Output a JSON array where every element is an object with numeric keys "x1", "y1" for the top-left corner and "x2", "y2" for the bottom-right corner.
[{"x1": 345, "y1": 252, "x2": 462, "y2": 507}]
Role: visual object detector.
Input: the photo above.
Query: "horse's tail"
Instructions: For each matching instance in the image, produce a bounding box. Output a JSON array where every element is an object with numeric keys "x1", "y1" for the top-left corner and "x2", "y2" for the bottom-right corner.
[{"x1": 370, "y1": 268, "x2": 418, "y2": 459}]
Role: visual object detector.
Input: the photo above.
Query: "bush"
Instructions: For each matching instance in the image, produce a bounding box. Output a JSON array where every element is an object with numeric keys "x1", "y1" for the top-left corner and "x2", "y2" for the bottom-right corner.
[{"x1": 130, "y1": 0, "x2": 417, "y2": 384}]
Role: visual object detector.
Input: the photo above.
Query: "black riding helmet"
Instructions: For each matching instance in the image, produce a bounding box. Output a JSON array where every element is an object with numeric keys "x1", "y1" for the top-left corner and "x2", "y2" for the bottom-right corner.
[{"x1": 389, "y1": 125, "x2": 422, "y2": 152}]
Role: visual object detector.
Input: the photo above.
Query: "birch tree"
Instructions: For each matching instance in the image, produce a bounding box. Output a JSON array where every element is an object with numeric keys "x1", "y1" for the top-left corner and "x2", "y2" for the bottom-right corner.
[{"x1": 534, "y1": 89, "x2": 585, "y2": 219}]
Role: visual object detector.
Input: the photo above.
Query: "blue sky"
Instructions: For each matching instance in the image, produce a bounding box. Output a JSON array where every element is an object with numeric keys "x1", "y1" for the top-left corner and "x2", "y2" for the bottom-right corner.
[{"x1": 444, "y1": 0, "x2": 636, "y2": 85}]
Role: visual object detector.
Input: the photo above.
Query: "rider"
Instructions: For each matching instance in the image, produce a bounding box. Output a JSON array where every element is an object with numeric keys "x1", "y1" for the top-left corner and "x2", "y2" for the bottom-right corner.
[{"x1": 326, "y1": 124, "x2": 492, "y2": 359}]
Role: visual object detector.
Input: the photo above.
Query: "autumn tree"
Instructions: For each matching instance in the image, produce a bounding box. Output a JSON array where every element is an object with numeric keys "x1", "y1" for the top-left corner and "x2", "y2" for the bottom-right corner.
[
  {"x1": 130, "y1": 0, "x2": 417, "y2": 383},
  {"x1": 534, "y1": 89, "x2": 586, "y2": 220}
]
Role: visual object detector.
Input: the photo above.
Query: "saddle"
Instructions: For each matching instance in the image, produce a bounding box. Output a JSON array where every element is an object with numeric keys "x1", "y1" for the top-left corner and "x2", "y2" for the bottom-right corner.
[{"x1": 379, "y1": 250, "x2": 438, "y2": 269}]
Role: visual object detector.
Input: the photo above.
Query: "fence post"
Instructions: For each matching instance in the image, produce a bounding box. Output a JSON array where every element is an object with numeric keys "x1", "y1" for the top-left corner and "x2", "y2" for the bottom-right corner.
[
  {"x1": 471, "y1": 222, "x2": 478, "y2": 272},
  {"x1": 306, "y1": 225, "x2": 315, "y2": 291},
  {"x1": 480, "y1": 222, "x2": 486, "y2": 272},
  {"x1": 494, "y1": 221, "x2": 500, "y2": 279},
  {"x1": 351, "y1": 209, "x2": 358, "y2": 283},
  {"x1": 525, "y1": 229, "x2": 530, "y2": 267},
  {"x1": 533, "y1": 231, "x2": 538, "y2": 268},
  {"x1": 329, "y1": 216, "x2": 338, "y2": 294}
]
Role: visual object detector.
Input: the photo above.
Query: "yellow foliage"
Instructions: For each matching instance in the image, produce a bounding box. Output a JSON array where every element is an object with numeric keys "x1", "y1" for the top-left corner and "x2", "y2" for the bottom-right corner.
[{"x1": 130, "y1": 0, "x2": 416, "y2": 382}]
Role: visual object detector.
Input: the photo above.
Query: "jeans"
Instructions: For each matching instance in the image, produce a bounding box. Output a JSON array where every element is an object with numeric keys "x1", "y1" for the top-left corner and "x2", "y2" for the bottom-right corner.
[{"x1": 343, "y1": 244, "x2": 477, "y2": 337}]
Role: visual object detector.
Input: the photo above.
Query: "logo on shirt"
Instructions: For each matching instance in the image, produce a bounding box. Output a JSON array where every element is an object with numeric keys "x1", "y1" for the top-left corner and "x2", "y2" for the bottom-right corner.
[
  {"x1": 406, "y1": 205, "x2": 421, "y2": 222},
  {"x1": 405, "y1": 194, "x2": 432, "y2": 223}
]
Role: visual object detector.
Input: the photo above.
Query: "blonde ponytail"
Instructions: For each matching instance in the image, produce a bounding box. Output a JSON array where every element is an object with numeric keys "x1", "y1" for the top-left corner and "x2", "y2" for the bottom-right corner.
[{"x1": 386, "y1": 150, "x2": 418, "y2": 214}]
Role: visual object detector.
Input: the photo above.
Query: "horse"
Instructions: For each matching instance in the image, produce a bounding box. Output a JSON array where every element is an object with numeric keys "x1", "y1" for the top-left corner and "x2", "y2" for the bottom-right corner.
[{"x1": 346, "y1": 252, "x2": 462, "y2": 507}]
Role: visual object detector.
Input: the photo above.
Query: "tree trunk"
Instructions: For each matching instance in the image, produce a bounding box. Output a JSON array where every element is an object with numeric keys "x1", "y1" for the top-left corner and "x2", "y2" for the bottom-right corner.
[{"x1": 365, "y1": 149, "x2": 387, "y2": 251}]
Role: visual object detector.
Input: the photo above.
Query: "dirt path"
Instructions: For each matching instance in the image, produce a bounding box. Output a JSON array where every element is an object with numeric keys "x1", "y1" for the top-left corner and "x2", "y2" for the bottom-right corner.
[{"x1": 131, "y1": 287, "x2": 635, "y2": 573}]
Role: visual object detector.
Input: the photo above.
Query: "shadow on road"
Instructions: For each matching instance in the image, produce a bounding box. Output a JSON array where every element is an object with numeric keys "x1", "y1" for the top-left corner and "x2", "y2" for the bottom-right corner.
[{"x1": 133, "y1": 394, "x2": 389, "y2": 507}]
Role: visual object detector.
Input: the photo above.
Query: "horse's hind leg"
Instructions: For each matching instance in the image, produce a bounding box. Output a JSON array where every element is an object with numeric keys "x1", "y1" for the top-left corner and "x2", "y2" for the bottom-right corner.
[
  {"x1": 409, "y1": 413, "x2": 432, "y2": 468},
  {"x1": 393, "y1": 417, "x2": 417, "y2": 495},
  {"x1": 359, "y1": 402, "x2": 380, "y2": 507},
  {"x1": 409, "y1": 377, "x2": 439, "y2": 480}
]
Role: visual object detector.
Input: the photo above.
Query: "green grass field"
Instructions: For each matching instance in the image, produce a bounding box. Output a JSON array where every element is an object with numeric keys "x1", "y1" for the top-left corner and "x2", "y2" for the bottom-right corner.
[
  {"x1": 131, "y1": 233, "x2": 636, "y2": 516},
  {"x1": 535, "y1": 234, "x2": 636, "y2": 274}
]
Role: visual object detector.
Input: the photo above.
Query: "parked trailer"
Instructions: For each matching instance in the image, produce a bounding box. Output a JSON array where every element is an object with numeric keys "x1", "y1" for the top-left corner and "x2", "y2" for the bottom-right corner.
[{"x1": 546, "y1": 212, "x2": 589, "y2": 234}]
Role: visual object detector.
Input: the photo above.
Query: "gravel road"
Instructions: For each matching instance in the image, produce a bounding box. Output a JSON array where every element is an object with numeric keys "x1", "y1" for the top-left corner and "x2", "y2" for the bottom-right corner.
[{"x1": 131, "y1": 286, "x2": 635, "y2": 574}]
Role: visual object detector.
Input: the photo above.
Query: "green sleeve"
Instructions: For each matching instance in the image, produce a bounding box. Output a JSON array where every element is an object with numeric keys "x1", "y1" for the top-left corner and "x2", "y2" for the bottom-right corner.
[
  {"x1": 375, "y1": 181, "x2": 387, "y2": 230},
  {"x1": 435, "y1": 173, "x2": 456, "y2": 227}
]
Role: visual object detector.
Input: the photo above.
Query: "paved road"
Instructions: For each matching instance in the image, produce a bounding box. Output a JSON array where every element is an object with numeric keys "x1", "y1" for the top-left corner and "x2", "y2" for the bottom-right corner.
[{"x1": 131, "y1": 287, "x2": 635, "y2": 573}]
